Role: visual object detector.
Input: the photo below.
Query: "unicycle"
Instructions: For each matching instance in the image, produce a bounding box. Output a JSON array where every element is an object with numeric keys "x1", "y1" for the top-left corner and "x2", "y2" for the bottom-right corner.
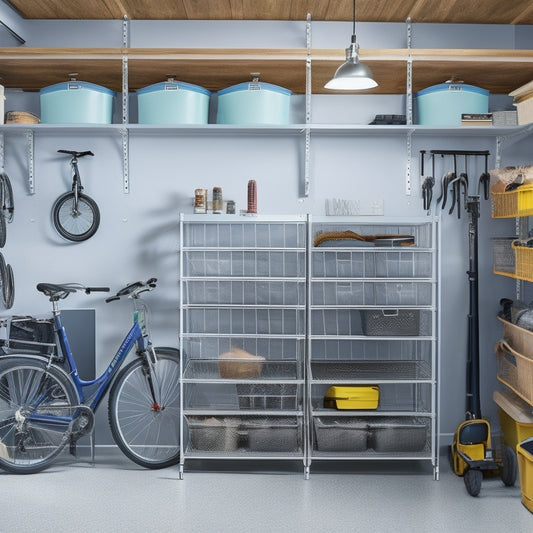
[{"x1": 52, "y1": 150, "x2": 100, "y2": 242}]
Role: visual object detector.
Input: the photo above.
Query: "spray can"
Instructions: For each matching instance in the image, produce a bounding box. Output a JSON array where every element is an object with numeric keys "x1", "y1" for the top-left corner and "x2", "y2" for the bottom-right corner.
[{"x1": 247, "y1": 180, "x2": 257, "y2": 214}]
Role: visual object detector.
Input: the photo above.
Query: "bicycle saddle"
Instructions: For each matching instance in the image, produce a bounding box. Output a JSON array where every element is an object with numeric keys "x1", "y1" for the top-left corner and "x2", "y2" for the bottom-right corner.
[
  {"x1": 58, "y1": 150, "x2": 94, "y2": 158},
  {"x1": 37, "y1": 283, "x2": 77, "y2": 301},
  {"x1": 37, "y1": 282, "x2": 109, "y2": 301}
]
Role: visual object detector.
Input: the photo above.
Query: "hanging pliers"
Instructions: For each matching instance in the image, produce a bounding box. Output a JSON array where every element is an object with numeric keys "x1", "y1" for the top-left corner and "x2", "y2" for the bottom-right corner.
[
  {"x1": 420, "y1": 150, "x2": 435, "y2": 211},
  {"x1": 478, "y1": 154, "x2": 490, "y2": 200},
  {"x1": 448, "y1": 173, "x2": 469, "y2": 218},
  {"x1": 437, "y1": 171, "x2": 456, "y2": 209}
]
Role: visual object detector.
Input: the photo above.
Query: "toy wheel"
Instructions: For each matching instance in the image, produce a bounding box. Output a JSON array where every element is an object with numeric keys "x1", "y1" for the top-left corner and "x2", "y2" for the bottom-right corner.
[
  {"x1": 501, "y1": 445, "x2": 517, "y2": 487},
  {"x1": 464, "y1": 469, "x2": 482, "y2": 497}
]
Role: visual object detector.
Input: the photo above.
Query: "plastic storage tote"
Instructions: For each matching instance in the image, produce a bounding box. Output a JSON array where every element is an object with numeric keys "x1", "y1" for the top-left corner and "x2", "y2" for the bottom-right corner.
[
  {"x1": 493, "y1": 389, "x2": 533, "y2": 451},
  {"x1": 517, "y1": 437, "x2": 533, "y2": 512},
  {"x1": 137, "y1": 80, "x2": 211, "y2": 124},
  {"x1": 216, "y1": 81, "x2": 291, "y2": 125},
  {"x1": 40, "y1": 81, "x2": 114, "y2": 124},
  {"x1": 323, "y1": 385, "x2": 379, "y2": 410},
  {"x1": 414, "y1": 82, "x2": 489, "y2": 126}
]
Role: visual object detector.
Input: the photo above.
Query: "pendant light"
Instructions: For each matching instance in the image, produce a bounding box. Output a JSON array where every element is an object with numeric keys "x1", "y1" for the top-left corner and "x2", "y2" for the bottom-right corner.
[{"x1": 324, "y1": 0, "x2": 377, "y2": 90}]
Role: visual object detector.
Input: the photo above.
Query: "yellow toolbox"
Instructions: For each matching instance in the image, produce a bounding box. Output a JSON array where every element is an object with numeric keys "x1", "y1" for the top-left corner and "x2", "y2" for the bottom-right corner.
[{"x1": 324, "y1": 385, "x2": 379, "y2": 410}]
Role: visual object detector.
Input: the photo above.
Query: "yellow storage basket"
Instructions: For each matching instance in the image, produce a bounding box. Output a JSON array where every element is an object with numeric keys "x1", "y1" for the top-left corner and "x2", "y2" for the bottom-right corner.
[{"x1": 491, "y1": 185, "x2": 533, "y2": 218}]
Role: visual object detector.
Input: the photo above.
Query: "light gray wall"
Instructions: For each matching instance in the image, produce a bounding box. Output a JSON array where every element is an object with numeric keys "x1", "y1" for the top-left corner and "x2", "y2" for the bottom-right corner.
[{"x1": 0, "y1": 13, "x2": 531, "y2": 446}]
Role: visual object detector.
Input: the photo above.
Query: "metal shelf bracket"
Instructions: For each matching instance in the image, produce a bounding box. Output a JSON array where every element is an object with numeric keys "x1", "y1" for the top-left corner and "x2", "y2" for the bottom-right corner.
[
  {"x1": 26, "y1": 129, "x2": 34, "y2": 194},
  {"x1": 0, "y1": 132, "x2": 4, "y2": 171},
  {"x1": 405, "y1": 18, "x2": 413, "y2": 196},
  {"x1": 303, "y1": 13, "x2": 312, "y2": 199},
  {"x1": 122, "y1": 14, "x2": 130, "y2": 193}
]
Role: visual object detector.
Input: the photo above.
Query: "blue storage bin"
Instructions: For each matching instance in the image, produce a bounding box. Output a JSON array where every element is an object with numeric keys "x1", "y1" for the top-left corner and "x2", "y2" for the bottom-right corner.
[
  {"x1": 414, "y1": 82, "x2": 489, "y2": 126},
  {"x1": 137, "y1": 80, "x2": 211, "y2": 124},
  {"x1": 40, "y1": 81, "x2": 114, "y2": 124},
  {"x1": 217, "y1": 81, "x2": 291, "y2": 125}
]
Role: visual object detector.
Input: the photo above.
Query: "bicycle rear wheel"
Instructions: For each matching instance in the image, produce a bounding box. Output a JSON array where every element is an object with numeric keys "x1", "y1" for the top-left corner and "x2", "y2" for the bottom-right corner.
[
  {"x1": 0, "y1": 356, "x2": 79, "y2": 474},
  {"x1": 0, "y1": 206, "x2": 5, "y2": 248},
  {"x1": 52, "y1": 191, "x2": 100, "y2": 242},
  {"x1": 0, "y1": 172, "x2": 14, "y2": 223},
  {"x1": 108, "y1": 348, "x2": 180, "y2": 469},
  {"x1": 3, "y1": 263, "x2": 14, "y2": 309}
]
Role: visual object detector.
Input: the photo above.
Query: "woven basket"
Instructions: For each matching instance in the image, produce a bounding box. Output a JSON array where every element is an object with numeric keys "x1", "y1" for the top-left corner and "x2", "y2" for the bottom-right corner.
[
  {"x1": 498, "y1": 316, "x2": 533, "y2": 358},
  {"x1": 495, "y1": 340, "x2": 533, "y2": 405}
]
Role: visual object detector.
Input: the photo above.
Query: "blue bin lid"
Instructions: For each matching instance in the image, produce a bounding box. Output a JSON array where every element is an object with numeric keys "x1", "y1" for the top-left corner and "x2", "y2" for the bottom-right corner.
[
  {"x1": 40, "y1": 81, "x2": 115, "y2": 96},
  {"x1": 137, "y1": 80, "x2": 211, "y2": 96},
  {"x1": 414, "y1": 83, "x2": 489, "y2": 98},
  {"x1": 218, "y1": 81, "x2": 291, "y2": 96}
]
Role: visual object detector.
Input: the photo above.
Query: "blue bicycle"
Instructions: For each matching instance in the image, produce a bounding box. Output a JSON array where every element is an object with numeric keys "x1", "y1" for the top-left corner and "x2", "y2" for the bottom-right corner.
[{"x1": 0, "y1": 278, "x2": 180, "y2": 474}]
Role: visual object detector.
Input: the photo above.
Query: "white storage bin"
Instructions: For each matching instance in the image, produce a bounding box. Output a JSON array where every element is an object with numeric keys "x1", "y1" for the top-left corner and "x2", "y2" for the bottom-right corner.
[
  {"x1": 217, "y1": 81, "x2": 291, "y2": 125},
  {"x1": 40, "y1": 81, "x2": 114, "y2": 124},
  {"x1": 137, "y1": 80, "x2": 210, "y2": 124},
  {"x1": 414, "y1": 82, "x2": 489, "y2": 126}
]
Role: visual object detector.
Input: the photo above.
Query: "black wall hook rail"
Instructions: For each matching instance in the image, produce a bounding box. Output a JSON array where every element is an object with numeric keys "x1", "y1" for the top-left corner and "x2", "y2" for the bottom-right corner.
[
  {"x1": 429, "y1": 150, "x2": 490, "y2": 157},
  {"x1": 420, "y1": 150, "x2": 491, "y2": 212}
]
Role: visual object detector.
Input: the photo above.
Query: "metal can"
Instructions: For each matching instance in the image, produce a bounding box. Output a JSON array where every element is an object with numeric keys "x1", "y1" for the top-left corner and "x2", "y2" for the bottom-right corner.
[
  {"x1": 194, "y1": 188, "x2": 207, "y2": 213},
  {"x1": 213, "y1": 186, "x2": 223, "y2": 214}
]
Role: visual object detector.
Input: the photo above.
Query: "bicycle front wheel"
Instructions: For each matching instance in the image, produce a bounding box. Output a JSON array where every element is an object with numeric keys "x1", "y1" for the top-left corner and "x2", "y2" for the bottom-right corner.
[
  {"x1": 108, "y1": 348, "x2": 180, "y2": 469},
  {"x1": 52, "y1": 191, "x2": 100, "y2": 242},
  {"x1": 0, "y1": 356, "x2": 79, "y2": 474}
]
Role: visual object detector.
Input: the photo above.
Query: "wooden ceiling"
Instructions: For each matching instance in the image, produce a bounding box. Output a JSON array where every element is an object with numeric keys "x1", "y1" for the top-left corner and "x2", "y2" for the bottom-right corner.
[{"x1": 5, "y1": 0, "x2": 533, "y2": 25}]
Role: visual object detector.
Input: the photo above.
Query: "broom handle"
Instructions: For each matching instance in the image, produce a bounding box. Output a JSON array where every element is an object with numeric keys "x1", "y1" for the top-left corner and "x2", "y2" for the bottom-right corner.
[{"x1": 466, "y1": 197, "x2": 481, "y2": 419}]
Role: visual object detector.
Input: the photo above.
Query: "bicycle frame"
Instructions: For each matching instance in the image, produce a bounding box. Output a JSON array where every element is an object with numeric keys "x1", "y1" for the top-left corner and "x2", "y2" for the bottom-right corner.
[
  {"x1": 70, "y1": 158, "x2": 82, "y2": 213},
  {"x1": 27, "y1": 298, "x2": 151, "y2": 428}
]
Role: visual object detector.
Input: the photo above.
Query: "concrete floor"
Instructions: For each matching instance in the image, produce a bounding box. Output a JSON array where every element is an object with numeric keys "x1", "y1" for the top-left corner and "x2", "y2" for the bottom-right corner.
[{"x1": 1, "y1": 448, "x2": 531, "y2": 533}]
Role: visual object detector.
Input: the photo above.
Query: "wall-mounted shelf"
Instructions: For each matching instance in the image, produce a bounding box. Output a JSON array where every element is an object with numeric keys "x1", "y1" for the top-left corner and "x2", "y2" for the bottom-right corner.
[
  {"x1": 1, "y1": 122, "x2": 531, "y2": 196},
  {"x1": 1, "y1": 47, "x2": 533, "y2": 95},
  {"x1": 1, "y1": 123, "x2": 530, "y2": 136}
]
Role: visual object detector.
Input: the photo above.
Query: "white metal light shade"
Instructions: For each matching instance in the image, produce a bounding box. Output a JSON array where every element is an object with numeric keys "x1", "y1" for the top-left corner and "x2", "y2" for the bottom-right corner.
[{"x1": 325, "y1": 37, "x2": 378, "y2": 90}]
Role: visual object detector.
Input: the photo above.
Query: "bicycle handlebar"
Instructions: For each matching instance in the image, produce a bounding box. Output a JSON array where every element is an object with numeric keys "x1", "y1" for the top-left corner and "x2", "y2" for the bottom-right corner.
[
  {"x1": 58, "y1": 149, "x2": 94, "y2": 158},
  {"x1": 105, "y1": 278, "x2": 158, "y2": 303}
]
